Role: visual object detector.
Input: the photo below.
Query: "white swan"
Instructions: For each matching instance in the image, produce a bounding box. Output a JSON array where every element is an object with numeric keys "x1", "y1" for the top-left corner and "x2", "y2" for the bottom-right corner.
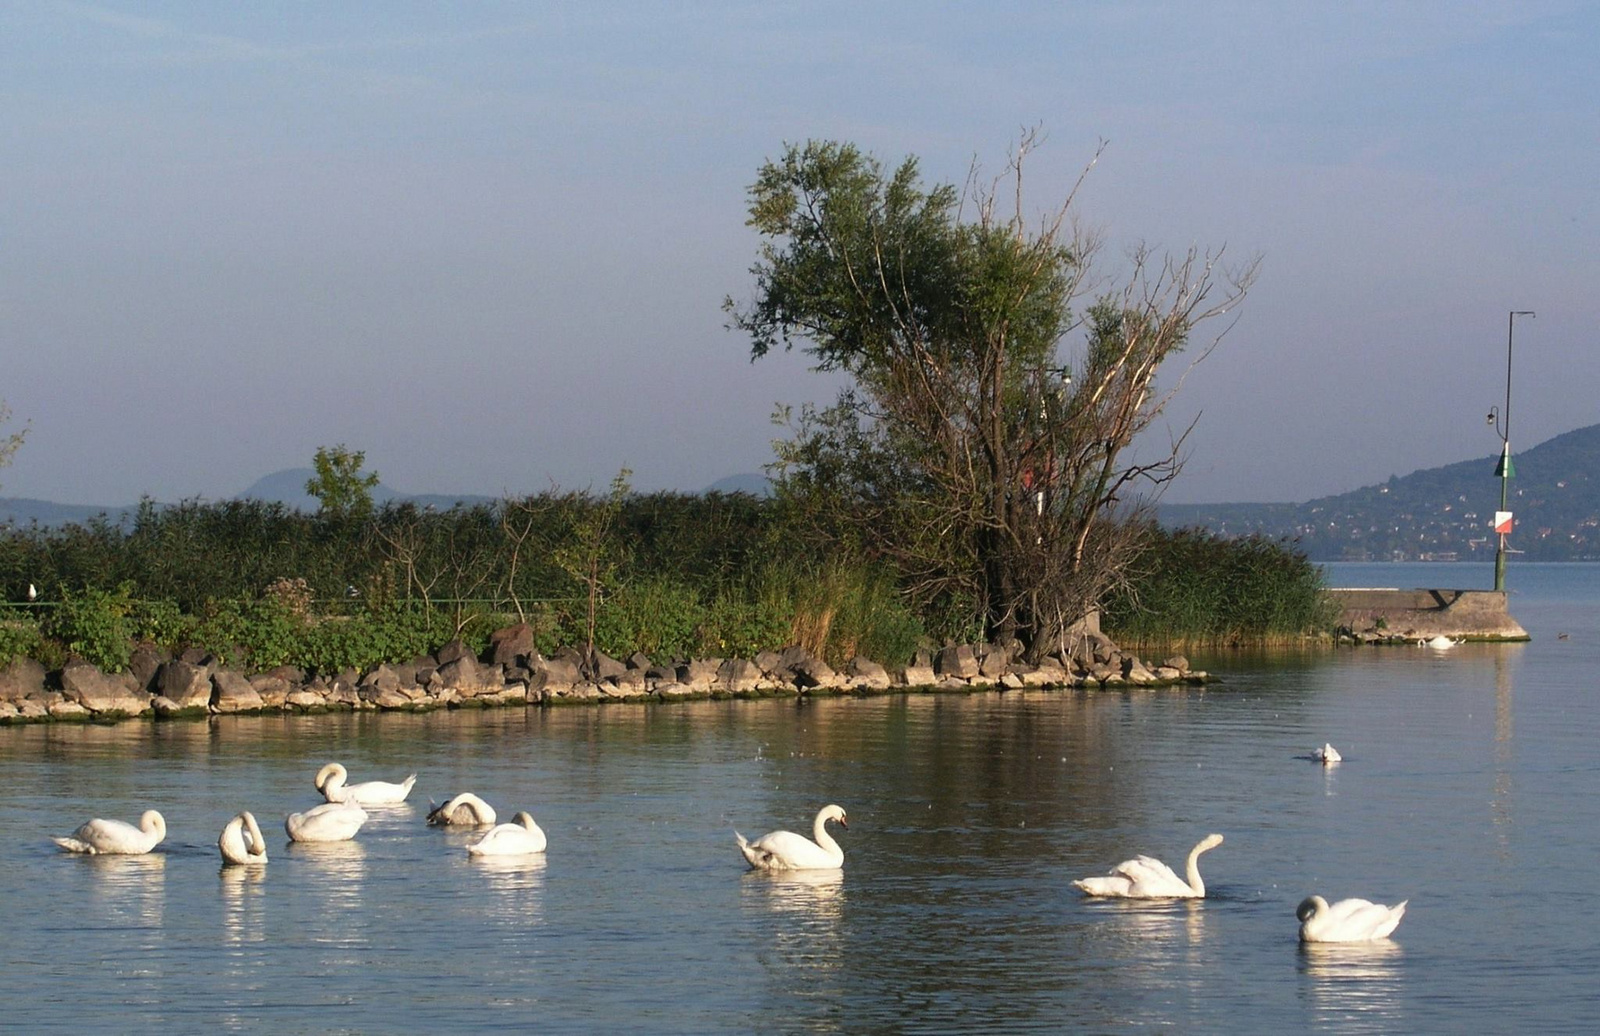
[
  {"x1": 285, "y1": 801, "x2": 368, "y2": 843},
  {"x1": 1313, "y1": 743, "x2": 1342, "y2": 764},
  {"x1": 427, "y1": 792, "x2": 498, "y2": 826},
  {"x1": 53, "y1": 809, "x2": 167, "y2": 855},
  {"x1": 735, "y1": 804, "x2": 848, "y2": 871},
  {"x1": 466, "y1": 811, "x2": 547, "y2": 856},
  {"x1": 1422, "y1": 635, "x2": 1458, "y2": 649},
  {"x1": 1297, "y1": 895, "x2": 1407, "y2": 942},
  {"x1": 315, "y1": 762, "x2": 417, "y2": 805},
  {"x1": 1073, "y1": 833, "x2": 1225, "y2": 898},
  {"x1": 218, "y1": 810, "x2": 268, "y2": 865}
]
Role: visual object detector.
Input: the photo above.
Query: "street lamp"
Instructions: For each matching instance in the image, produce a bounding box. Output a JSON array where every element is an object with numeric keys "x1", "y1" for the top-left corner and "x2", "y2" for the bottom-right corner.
[{"x1": 1489, "y1": 310, "x2": 1534, "y2": 592}]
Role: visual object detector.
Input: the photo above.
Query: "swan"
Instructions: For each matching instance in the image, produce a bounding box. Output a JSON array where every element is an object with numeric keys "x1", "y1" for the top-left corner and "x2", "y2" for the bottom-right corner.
[
  {"x1": 218, "y1": 811, "x2": 268, "y2": 865},
  {"x1": 1422, "y1": 635, "x2": 1458, "y2": 649},
  {"x1": 426, "y1": 792, "x2": 498, "y2": 826},
  {"x1": 466, "y1": 811, "x2": 547, "y2": 856},
  {"x1": 1073, "y1": 833, "x2": 1225, "y2": 898},
  {"x1": 315, "y1": 762, "x2": 417, "y2": 805},
  {"x1": 1313, "y1": 743, "x2": 1342, "y2": 764},
  {"x1": 1297, "y1": 895, "x2": 1407, "y2": 942},
  {"x1": 735, "y1": 804, "x2": 848, "y2": 871},
  {"x1": 285, "y1": 801, "x2": 368, "y2": 843},
  {"x1": 53, "y1": 809, "x2": 167, "y2": 855}
]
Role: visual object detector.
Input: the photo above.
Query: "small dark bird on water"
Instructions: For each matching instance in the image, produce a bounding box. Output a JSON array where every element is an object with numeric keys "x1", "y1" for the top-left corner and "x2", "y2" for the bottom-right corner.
[{"x1": 1557, "y1": 632, "x2": 1569, "y2": 640}]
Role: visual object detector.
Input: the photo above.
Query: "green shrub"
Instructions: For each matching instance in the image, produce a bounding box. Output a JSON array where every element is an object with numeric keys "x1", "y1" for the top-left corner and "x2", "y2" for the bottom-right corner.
[
  {"x1": 42, "y1": 584, "x2": 135, "y2": 671},
  {"x1": 595, "y1": 577, "x2": 705, "y2": 660},
  {"x1": 0, "y1": 617, "x2": 42, "y2": 666}
]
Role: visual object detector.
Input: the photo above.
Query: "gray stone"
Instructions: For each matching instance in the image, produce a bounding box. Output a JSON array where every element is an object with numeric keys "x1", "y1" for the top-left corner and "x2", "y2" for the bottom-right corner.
[
  {"x1": 436, "y1": 655, "x2": 482, "y2": 693},
  {"x1": 901, "y1": 664, "x2": 937, "y2": 687},
  {"x1": 537, "y1": 656, "x2": 581, "y2": 693},
  {"x1": 61, "y1": 663, "x2": 151, "y2": 716},
  {"x1": 791, "y1": 656, "x2": 839, "y2": 689},
  {"x1": 717, "y1": 658, "x2": 762, "y2": 694},
  {"x1": 936, "y1": 644, "x2": 980, "y2": 680},
  {"x1": 607, "y1": 669, "x2": 647, "y2": 694},
  {"x1": 0, "y1": 657, "x2": 47, "y2": 703},
  {"x1": 158, "y1": 659, "x2": 214, "y2": 708},
  {"x1": 128, "y1": 644, "x2": 167, "y2": 692},
  {"x1": 753, "y1": 650, "x2": 783, "y2": 674},
  {"x1": 677, "y1": 659, "x2": 719, "y2": 692},
  {"x1": 489, "y1": 624, "x2": 538, "y2": 666},
  {"x1": 1020, "y1": 664, "x2": 1068, "y2": 688},
  {"x1": 593, "y1": 650, "x2": 627, "y2": 681},
  {"x1": 249, "y1": 674, "x2": 292, "y2": 708},
  {"x1": 361, "y1": 664, "x2": 403, "y2": 695},
  {"x1": 48, "y1": 698, "x2": 91, "y2": 718},
  {"x1": 627, "y1": 651, "x2": 653, "y2": 671},
  {"x1": 1163, "y1": 655, "x2": 1190, "y2": 673},
  {"x1": 847, "y1": 657, "x2": 891, "y2": 690},
  {"x1": 212, "y1": 669, "x2": 264, "y2": 713},
  {"x1": 435, "y1": 639, "x2": 472, "y2": 667},
  {"x1": 977, "y1": 646, "x2": 1009, "y2": 680}
]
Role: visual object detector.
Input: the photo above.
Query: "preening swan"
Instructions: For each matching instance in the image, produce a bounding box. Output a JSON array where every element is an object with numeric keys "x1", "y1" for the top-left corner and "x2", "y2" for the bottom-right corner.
[
  {"x1": 53, "y1": 809, "x2": 167, "y2": 855},
  {"x1": 219, "y1": 811, "x2": 268, "y2": 864},
  {"x1": 427, "y1": 792, "x2": 497, "y2": 826},
  {"x1": 315, "y1": 762, "x2": 417, "y2": 805},
  {"x1": 1297, "y1": 895, "x2": 1407, "y2": 942},
  {"x1": 466, "y1": 811, "x2": 547, "y2": 856},
  {"x1": 1073, "y1": 833, "x2": 1225, "y2": 898},
  {"x1": 1422, "y1": 635, "x2": 1458, "y2": 649},
  {"x1": 285, "y1": 801, "x2": 368, "y2": 843},
  {"x1": 1313, "y1": 743, "x2": 1342, "y2": 764},
  {"x1": 735, "y1": 804, "x2": 848, "y2": 871}
]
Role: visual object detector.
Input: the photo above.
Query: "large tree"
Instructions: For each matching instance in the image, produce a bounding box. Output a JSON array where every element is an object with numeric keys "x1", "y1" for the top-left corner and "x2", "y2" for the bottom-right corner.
[{"x1": 726, "y1": 136, "x2": 1254, "y2": 660}]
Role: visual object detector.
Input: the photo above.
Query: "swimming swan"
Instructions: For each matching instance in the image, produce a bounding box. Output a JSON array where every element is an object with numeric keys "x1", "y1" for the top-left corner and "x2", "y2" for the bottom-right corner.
[
  {"x1": 285, "y1": 801, "x2": 369, "y2": 843},
  {"x1": 219, "y1": 811, "x2": 268, "y2": 864},
  {"x1": 466, "y1": 811, "x2": 547, "y2": 856},
  {"x1": 1422, "y1": 635, "x2": 1458, "y2": 649},
  {"x1": 315, "y1": 762, "x2": 417, "y2": 805},
  {"x1": 1313, "y1": 743, "x2": 1343, "y2": 764},
  {"x1": 53, "y1": 810, "x2": 167, "y2": 855},
  {"x1": 735, "y1": 804, "x2": 848, "y2": 871},
  {"x1": 1073, "y1": 833, "x2": 1225, "y2": 898},
  {"x1": 1297, "y1": 895, "x2": 1407, "y2": 942},
  {"x1": 426, "y1": 792, "x2": 498, "y2": 826}
]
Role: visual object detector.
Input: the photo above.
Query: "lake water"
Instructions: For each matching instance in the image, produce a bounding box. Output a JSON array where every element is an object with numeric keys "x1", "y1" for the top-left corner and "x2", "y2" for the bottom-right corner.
[{"x1": 1, "y1": 562, "x2": 1595, "y2": 1033}]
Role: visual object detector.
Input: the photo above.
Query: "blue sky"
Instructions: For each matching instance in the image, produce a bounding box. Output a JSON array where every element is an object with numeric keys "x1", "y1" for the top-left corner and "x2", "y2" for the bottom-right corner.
[{"x1": 1, "y1": 1, "x2": 1594, "y2": 504}]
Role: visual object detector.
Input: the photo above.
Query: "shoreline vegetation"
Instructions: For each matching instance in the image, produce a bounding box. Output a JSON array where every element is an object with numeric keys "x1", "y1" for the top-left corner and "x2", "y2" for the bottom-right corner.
[{"x1": 0, "y1": 494, "x2": 1329, "y2": 725}]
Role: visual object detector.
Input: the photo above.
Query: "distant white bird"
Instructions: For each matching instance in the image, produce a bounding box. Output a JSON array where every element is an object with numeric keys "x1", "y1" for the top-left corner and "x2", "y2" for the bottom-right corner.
[
  {"x1": 1074, "y1": 833, "x2": 1225, "y2": 898},
  {"x1": 1422, "y1": 635, "x2": 1458, "y2": 649},
  {"x1": 466, "y1": 811, "x2": 547, "y2": 856},
  {"x1": 1297, "y1": 895, "x2": 1407, "y2": 942},
  {"x1": 285, "y1": 801, "x2": 368, "y2": 843},
  {"x1": 26, "y1": 583, "x2": 37, "y2": 601},
  {"x1": 315, "y1": 762, "x2": 416, "y2": 805},
  {"x1": 219, "y1": 811, "x2": 268, "y2": 865},
  {"x1": 426, "y1": 792, "x2": 497, "y2": 827},
  {"x1": 1313, "y1": 743, "x2": 1342, "y2": 764},
  {"x1": 53, "y1": 810, "x2": 167, "y2": 855},
  {"x1": 736, "y1": 804, "x2": 849, "y2": 871}
]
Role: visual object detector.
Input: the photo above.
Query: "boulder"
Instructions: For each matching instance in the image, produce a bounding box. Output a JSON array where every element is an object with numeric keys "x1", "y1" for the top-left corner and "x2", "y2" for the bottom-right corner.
[
  {"x1": 285, "y1": 689, "x2": 327, "y2": 710},
  {"x1": 488, "y1": 624, "x2": 538, "y2": 666},
  {"x1": 48, "y1": 697, "x2": 91, "y2": 719},
  {"x1": 249, "y1": 674, "x2": 292, "y2": 708},
  {"x1": 128, "y1": 644, "x2": 167, "y2": 693},
  {"x1": 0, "y1": 657, "x2": 47, "y2": 703},
  {"x1": 592, "y1": 650, "x2": 627, "y2": 681},
  {"x1": 60, "y1": 663, "x2": 151, "y2": 716},
  {"x1": 901, "y1": 664, "x2": 937, "y2": 687},
  {"x1": 436, "y1": 655, "x2": 482, "y2": 694},
  {"x1": 361, "y1": 664, "x2": 403, "y2": 695},
  {"x1": 212, "y1": 669, "x2": 264, "y2": 713},
  {"x1": 717, "y1": 658, "x2": 762, "y2": 694},
  {"x1": 627, "y1": 651, "x2": 653, "y2": 671},
  {"x1": 677, "y1": 659, "x2": 719, "y2": 692},
  {"x1": 753, "y1": 650, "x2": 783, "y2": 675},
  {"x1": 977, "y1": 645, "x2": 1009, "y2": 680},
  {"x1": 158, "y1": 659, "x2": 214, "y2": 709},
  {"x1": 435, "y1": 639, "x2": 472, "y2": 667},
  {"x1": 1020, "y1": 664, "x2": 1069, "y2": 688},
  {"x1": 847, "y1": 657, "x2": 891, "y2": 690},
  {"x1": 936, "y1": 644, "x2": 979, "y2": 680},
  {"x1": 536, "y1": 656, "x2": 582, "y2": 693},
  {"x1": 790, "y1": 655, "x2": 839, "y2": 690},
  {"x1": 1163, "y1": 655, "x2": 1190, "y2": 673},
  {"x1": 606, "y1": 669, "x2": 648, "y2": 695}
]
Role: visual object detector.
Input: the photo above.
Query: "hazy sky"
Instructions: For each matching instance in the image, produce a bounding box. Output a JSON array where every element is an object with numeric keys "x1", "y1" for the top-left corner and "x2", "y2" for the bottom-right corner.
[{"x1": 2, "y1": 1, "x2": 1594, "y2": 505}]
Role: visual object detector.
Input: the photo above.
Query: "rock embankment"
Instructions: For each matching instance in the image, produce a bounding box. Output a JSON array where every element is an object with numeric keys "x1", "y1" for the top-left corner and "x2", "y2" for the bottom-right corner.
[{"x1": 0, "y1": 623, "x2": 1208, "y2": 724}]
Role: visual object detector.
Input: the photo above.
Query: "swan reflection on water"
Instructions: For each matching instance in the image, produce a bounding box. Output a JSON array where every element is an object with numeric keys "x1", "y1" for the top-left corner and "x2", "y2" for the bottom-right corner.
[
  {"x1": 82, "y1": 851, "x2": 167, "y2": 928},
  {"x1": 1298, "y1": 940, "x2": 1405, "y2": 1028},
  {"x1": 1085, "y1": 896, "x2": 1209, "y2": 956},
  {"x1": 741, "y1": 866, "x2": 845, "y2": 917}
]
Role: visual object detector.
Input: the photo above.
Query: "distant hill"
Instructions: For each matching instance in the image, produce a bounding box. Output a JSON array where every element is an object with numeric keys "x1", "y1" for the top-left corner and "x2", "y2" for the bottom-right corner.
[
  {"x1": 1161, "y1": 423, "x2": 1600, "y2": 561},
  {"x1": 0, "y1": 496, "x2": 138, "y2": 528}
]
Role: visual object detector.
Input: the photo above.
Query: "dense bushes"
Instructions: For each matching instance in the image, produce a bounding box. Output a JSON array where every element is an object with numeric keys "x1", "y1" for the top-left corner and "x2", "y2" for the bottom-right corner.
[
  {"x1": 1101, "y1": 524, "x2": 1335, "y2": 645},
  {"x1": 0, "y1": 496, "x2": 1333, "y2": 674}
]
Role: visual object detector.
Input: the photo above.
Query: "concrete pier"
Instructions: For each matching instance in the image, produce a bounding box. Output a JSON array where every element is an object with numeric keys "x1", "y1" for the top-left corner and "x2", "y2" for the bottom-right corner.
[{"x1": 1328, "y1": 587, "x2": 1529, "y2": 642}]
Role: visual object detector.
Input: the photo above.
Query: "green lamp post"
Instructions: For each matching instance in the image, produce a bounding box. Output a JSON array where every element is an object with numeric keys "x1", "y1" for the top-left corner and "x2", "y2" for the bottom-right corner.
[{"x1": 1489, "y1": 310, "x2": 1534, "y2": 592}]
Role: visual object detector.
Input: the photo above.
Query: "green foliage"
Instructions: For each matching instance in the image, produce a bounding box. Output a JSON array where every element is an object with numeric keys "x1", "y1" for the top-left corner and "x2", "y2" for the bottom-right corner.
[
  {"x1": 129, "y1": 598, "x2": 194, "y2": 652},
  {"x1": 0, "y1": 617, "x2": 42, "y2": 666},
  {"x1": 306, "y1": 444, "x2": 381, "y2": 521},
  {"x1": 42, "y1": 583, "x2": 135, "y2": 671},
  {"x1": 1101, "y1": 525, "x2": 1336, "y2": 645},
  {"x1": 594, "y1": 576, "x2": 704, "y2": 660}
]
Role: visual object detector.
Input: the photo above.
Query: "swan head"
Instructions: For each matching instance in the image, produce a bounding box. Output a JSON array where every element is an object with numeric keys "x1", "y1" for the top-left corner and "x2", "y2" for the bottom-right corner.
[
  {"x1": 820, "y1": 804, "x2": 848, "y2": 829},
  {"x1": 141, "y1": 810, "x2": 166, "y2": 837},
  {"x1": 1197, "y1": 832, "x2": 1223, "y2": 852},
  {"x1": 513, "y1": 811, "x2": 537, "y2": 829},
  {"x1": 315, "y1": 762, "x2": 346, "y2": 791},
  {"x1": 1296, "y1": 895, "x2": 1329, "y2": 922}
]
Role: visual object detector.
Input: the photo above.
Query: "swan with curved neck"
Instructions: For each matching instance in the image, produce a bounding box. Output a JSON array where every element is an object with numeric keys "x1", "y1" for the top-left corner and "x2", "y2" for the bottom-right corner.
[
  {"x1": 466, "y1": 812, "x2": 546, "y2": 855},
  {"x1": 1313, "y1": 743, "x2": 1342, "y2": 764},
  {"x1": 315, "y1": 762, "x2": 417, "y2": 805},
  {"x1": 53, "y1": 810, "x2": 167, "y2": 855},
  {"x1": 736, "y1": 804, "x2": 848, "y2": 871},
  {"x1": 219, "y1": 811, "x2": 268, "y2": 864},
  {"x1": 285, "y1": 801, "x2": 368, "y2": 843},
  {"x1": 427, "y1": 792, "x2": 498, "y2": 826},
  {"x1": 1297, "y1": 895, "x2": 1407, "y2": 942},
  {"x1": 1073, "y1": 833, "x2": 1225, "y2": 898}
]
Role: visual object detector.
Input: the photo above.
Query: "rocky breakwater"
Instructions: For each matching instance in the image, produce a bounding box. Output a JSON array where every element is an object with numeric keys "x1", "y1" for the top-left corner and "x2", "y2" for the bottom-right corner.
[{"x1": 0, "y1": 623, "x2": 1208, "y2": 725}]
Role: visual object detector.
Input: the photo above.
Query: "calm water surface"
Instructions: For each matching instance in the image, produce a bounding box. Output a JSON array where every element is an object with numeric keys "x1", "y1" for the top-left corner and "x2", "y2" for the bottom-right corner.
[{"x1": 2, "y1": 563, "x2": 1596, "y2": 1033}]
